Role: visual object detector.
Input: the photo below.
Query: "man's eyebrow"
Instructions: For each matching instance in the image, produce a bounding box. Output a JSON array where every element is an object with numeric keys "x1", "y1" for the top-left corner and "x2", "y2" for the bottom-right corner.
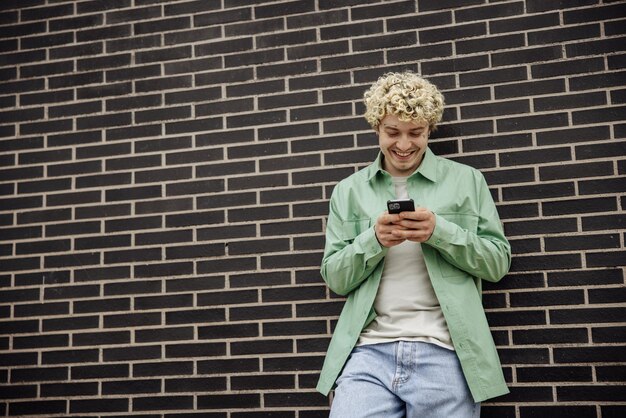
[{"x1": 382, "y1": 124, "x2": 425, "y2": 131}]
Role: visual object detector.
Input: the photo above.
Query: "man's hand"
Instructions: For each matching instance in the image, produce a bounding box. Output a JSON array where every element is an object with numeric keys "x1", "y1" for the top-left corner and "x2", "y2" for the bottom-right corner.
[
  {"x1": 396, "y1": 208, "x2": 436, "y2": 242},
  {"x1": 375, "y1": 212, "x2": 407, "y2": 247},
  {"x1": 375, "y1": 208, "x2": 436, "y2": 247}
]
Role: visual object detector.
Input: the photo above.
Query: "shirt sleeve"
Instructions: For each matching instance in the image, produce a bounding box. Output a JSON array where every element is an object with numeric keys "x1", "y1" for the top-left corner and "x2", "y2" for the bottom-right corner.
[
  {"x1": 425, "y1": 172, "x2": 511, "y2": 282},
  {"x1": 320, "y1": 188, "x2": 387, "y2": 296}
]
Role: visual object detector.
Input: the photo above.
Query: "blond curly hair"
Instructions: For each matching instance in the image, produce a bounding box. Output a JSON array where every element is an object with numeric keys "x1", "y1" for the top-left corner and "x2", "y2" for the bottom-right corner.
[{"x1": 364, "y1": 72, "x2": 445, "y2": 131}]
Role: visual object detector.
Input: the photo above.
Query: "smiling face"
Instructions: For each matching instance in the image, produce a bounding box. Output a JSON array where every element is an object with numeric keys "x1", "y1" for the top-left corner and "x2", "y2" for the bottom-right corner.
[{"x1": 377, "y1": 114, "x2": 430, "y2": 177}]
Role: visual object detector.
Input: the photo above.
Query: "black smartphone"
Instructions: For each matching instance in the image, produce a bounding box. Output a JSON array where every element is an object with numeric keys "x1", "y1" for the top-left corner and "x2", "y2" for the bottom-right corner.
[{"x1": 387, "y1": 198, "x2": 415, "y2": 214}]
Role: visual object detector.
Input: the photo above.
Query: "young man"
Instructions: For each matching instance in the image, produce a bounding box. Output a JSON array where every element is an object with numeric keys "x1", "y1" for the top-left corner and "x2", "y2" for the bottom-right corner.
[{"x1": 316, "y1": 72, "x2": 511, "y2": 417}]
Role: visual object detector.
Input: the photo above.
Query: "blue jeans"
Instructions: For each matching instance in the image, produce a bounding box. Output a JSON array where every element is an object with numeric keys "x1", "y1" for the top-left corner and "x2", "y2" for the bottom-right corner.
[{"x1": 330, "y1": 341, "x2": 480, "y2": 418}]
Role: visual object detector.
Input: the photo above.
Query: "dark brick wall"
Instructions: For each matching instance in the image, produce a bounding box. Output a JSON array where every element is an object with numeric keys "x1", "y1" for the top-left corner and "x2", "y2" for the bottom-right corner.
[{"x1": 0, "y1": 0, "x2": 624, "y2": 416}]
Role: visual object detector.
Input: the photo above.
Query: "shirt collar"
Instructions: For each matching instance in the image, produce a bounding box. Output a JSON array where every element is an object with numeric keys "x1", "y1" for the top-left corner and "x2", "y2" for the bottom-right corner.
[{"x1": 366, "y1": 147, "x2": 438, "y2": 183}]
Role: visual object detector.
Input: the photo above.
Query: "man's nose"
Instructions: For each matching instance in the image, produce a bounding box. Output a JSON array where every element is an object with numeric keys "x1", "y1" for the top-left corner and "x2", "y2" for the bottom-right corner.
[{"x1": 396, "y1": 136, "x2": 412, "y2": 150}]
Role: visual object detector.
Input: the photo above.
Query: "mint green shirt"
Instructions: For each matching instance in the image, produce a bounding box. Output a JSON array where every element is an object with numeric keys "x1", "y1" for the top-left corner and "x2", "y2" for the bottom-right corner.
[{"x1": 316, "y1": 148, "x2": 511, "y2": 402}]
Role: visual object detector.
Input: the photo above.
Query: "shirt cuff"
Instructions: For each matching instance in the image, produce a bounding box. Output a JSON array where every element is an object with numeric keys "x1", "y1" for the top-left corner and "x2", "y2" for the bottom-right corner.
[
  {"x1": 355, "y1": 225, "x2": 386, "y2": 259},
  {"x1": 426, "y1": 212, "x2": 456, "y2": 249}
]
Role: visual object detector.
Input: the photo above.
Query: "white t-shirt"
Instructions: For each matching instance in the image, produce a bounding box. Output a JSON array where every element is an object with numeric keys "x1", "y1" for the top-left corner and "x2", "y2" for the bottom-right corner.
[{"x1": 358, "y1": 177, "x2": 453, "y2": 350}]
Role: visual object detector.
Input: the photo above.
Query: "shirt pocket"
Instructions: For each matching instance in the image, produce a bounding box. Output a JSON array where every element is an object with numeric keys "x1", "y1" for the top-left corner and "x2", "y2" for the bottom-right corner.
[
  {"x1": 440, "y1": 212, "x2": 479, "y2": 232},
  {"x1": 436, "y1": 212, "x2": 479, "y2": 279},
  {"x1": 340, "y1": 218, "x2": 371, "y2": 243}
]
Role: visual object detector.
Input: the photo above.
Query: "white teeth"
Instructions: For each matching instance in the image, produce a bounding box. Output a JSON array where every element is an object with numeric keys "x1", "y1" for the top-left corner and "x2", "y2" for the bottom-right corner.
[{"x1": 395, "y1": 151, "x2": 412, "y2": 157}]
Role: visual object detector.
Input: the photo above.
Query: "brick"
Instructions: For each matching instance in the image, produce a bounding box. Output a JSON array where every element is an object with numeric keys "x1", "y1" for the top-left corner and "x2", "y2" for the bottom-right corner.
[
  {"x1": 526, "y1": 0, "x2": 597, "y2": 13},
  {"x1": 460, "y1": 66, "x2": 527, "y2": 87},
  {"x1": 197, "y1": 290, "x2": 259, "y2": 306},
  {"x1": 567, "y1": 36, "x2": 626, "y2": 58},
  {"x1": 228, "y1": 239, "x2": 289, "y2": 255},
  {"x1": 511, "y1": 254, "x2": 581, "y2": 272},
  {"x1": 457, "y1": 2, "x2": 524, "y2": 22},
  {"x1": 231, "y1": 374, "x2": 295, "y2": 390},
  {"x1": 542, "y1": 196, "x2": 617, "y2": 217},
  {"x1": 164, "y1": 179, "x2": 224, "y2": 197},
  {"x1": 70, "y1": 398, "x2": 128, "y2": 413},
  {"x1": 104, "y1": 312, "x2": 161, "y2": 329},
  {"x1": 589, "y1": 286, "x2": 626, "y2": 305},
  {"x1": 602, "y1": 406, "x2": 626, "y2": 418},
  {"x1": 102, "y1": 379, "x2": 161, "y2": 395},
  {"x1": 231, "y1": 339, "x2": 293, "y2": 356},
  {"x1": 505, "y1": 147, "x2": 574, "y2": 167},
  {"x1": 259, "y1": 123, "x2": 320, "y2": 141},
  {"x1": 500, "y1": 386, "x2": 555, "y2": 402},
  {"x1": 538, "y1": 91, "x2": 608, "y2": 113},
  {"x1": 198, "y1": 323, "x2": 259, "y2": 340},
  {"x1": 423, "y1": 54, "x2": 489, "y2": 75},
  {"x1": 551, "y1": 307, "x2": 626, "y2": 325},
  {"x1": 166, "y1": 276, "x2": 225, "y2": 292},
  {"x1": 197, "y1": 358, "x2": 259, "y2": 375},
  {"x1": 73, "y1": 298, "x2": 130, "y2": 313},
  {"x1": 497, "y1": 112, "x2": 569, "y2": 132},
  {"x1": 558, "y1": 384, "x2": 626, "y2": 402},
  {"x1": 546, "y1": 233, "x2": 620, "y2": 252},
  {"x1": 510, "y1": 289, "x2": 585, "y2": 307},
  {"x1": 166, "y1": 243, "x2": 224, "y2": 260},
  {"x1": 165, "y1": 377, "x2": 226, "y2": 393},
  {"x1": 573, "y1": 105, "x2": 626, "y2": 125},
  {"x1": 586, "y1": 250, "x2": 626, "y2": 268},
  {"x1": 571, "y1": 70, "x2": 626, "y2": 91},
  {"x1": 539, "y1": 162, "x2": 613, "y2": 180},
  {"x1": 40, "y1": 383, "x2": 98, "y2": 398},
  {"x1": 9, "y1": 400, "x2": 67, "y2": 416},
  {"x1": 165, "y1": 210, "x2": 224, "y2": 228},
  {"x1": 263, "y1": 355, "x2": 323, "y2": 372},
  {"x1": 531, "y1": 24, "x2": 602, "y2": 47},
  {"x1": 43, "y1": 314, "x2": 100, "y2": 333},
  {"x1": 135, "y1": 326, "x2": 194, "y2": 343},
  {"x1": 502, "y1": 44, "x2": 565, "y2": 67},
  {"x1": 548, "y1": 269, "x2": 624, "y2": 288},
  {"x1": 13, "y1": 333, "x2": 69, "y2": 349},
  {"x1": 165, "y1": 116, "x2": 222, "y2": 135},
  {"x1": 11, "y1": 366, "x2": 68, "y2": 383},
  {"x1": 166, "y1": 342, "x2": 226, "y2": 358},
  {"x1": 75, "y1": 203, "x2": 131, "y2": 221},
  {"x1": 14, "y1": 299, "x2": 69, "y2": 317},
  {"x1": 322, "y1": 51, "x2": 384, "y2": 72},
  {"x1": 520, "y1": 406, "x2": 597, "y2": 418},
  {"x1": 42, "y1": 348, "x2": 99, "y2": 365},
  {"x1": 135, "y1": 294, "x2": 194, "y2": 310},
  {"x1": 576, "y1": 141, "x2": 626, "y2": 160},
  {"x1": 73, "y1": 330, "x2": 130, "y2": 346},
  {"x1": 263, "y1": 320, "x2": 327, "y2": 337},
  {"x1": 503, "y1": 182, "x2": 575, "y2": 202},
  {"x1": 582, "y1": 214, "x2": 626, "y2": 231},
  {"x1": 420, "y1": 22, "x2": 486, "y2": 44},
  {"x1": 265, "y1": 391, "x2": 327, "y2": 408},
  {"x1": 480, "y1": 406, "x2": 516, "y2": 418},
  {"x1": 513, "y1": 328, "x2": 588, "y2": 345},
  {"x1": 198, "y1": 394, "x2": 260, "y2": 410},
  {"x1": 593, "y1": 326, "x2": 626, "y2": 344},
  {"x1": 165, "y1": 308, "x2": 225, "y2": 325},
  {"x1": 230, "y1": 271, "x2": 291, "y2": 288},
  {"x1": 495, "y1": 79, "x2": 565, "y2": 100}
]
